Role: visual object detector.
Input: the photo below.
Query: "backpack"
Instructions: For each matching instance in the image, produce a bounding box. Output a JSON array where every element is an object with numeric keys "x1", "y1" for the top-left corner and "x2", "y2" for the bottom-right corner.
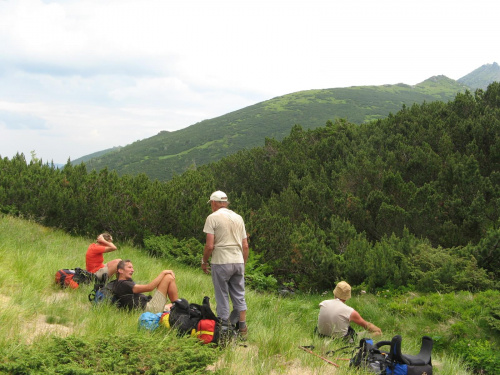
[
  {"x1": 168, "y1": 298, "x2": 204, "y2": 336},
  {"x1": 350, "y1": 336, "x2": 434, "y2": 375},
  {"x1": 88, "y1": 279, "x2": 118, "y2": 305},
  {"x1": 138, "y1": 312, "x2": 164, "y2": 331},
  {"x1": 159, "y1": 312, "x2": 170, "y2": 329},
  {"x1": 55, "y1": 269, "x2": 78, "y2": 289},
  {"x1": 350, "y1": 338, "x2": 390, "y2": 374},
  {"x1": 169, "y1": 296, "x2": 223, "y2": 345},
  {"x1": 73, "y1": 268, "x2": 96, "y2": 285},
  {"x1": 386, "y1": 335, "x2": 433, "y2": 375},
  {"x1": 55, "y1": 268, "x2": 95, "y2": 289},
  {"x1": 195, "y1": 319, "x2": 220, "y2": 345}
]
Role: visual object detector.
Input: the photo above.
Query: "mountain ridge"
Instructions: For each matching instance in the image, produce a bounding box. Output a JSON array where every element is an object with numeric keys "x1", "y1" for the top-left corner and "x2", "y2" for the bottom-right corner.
[
  {"x1": 73, "y1": 63, "x2": 498, "y2": 181},
  {"x1": 458, "y1": 62, "x2": 500, "y2": 90}
]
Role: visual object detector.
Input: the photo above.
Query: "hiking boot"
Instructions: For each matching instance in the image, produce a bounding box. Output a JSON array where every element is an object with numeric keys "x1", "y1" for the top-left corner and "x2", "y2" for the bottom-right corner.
[
  {"x1": 238, "y1": 326, "x2": 248, "y2": 340},
  {"x1": 218, "y1": 322, "x2": 234, "y2": 348}
]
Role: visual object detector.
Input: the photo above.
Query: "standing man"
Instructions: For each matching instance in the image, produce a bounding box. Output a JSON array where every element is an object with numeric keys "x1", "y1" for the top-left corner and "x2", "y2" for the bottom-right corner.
[
  {"x1": 86, "y1": 232, "x2": 121, "y2": 281},
  {"x1": 202, "y1": 190, "x2": 249, "y2": 337}
]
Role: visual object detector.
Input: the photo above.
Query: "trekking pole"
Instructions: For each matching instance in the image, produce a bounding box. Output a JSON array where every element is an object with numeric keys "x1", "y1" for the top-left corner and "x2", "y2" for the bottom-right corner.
[
  {"x1": 298, "y1": 346, "x2": 340, "y2": 367},
  {"x1": 326, "y1": 345, "x2": 352, "y2": 356}
]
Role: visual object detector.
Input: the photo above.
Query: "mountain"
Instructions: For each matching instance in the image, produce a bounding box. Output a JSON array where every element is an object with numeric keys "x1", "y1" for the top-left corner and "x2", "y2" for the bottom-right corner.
[
  {"x1": 457, "y1": 62, "x2": 500, "y2": 90},
  {"x1": 77, "y1": 63, "x2": 499, "y2": 181},
  {"x1": 72, "y1": 146, "x2": 121, "y2": 165}
]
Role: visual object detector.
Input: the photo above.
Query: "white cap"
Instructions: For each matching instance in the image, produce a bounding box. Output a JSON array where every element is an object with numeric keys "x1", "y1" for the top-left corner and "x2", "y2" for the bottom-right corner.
[{"x1": 208, "y1": 190, "x2": 228, "y2": 203}]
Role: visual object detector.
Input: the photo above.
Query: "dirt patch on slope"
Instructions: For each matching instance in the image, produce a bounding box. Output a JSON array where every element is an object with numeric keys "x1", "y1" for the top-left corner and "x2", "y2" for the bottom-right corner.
[
  {"x1": 206, "y1": 344, "x2": 337, "y2": 374},
  {"x1": 26, "y1": 315, "x2": 74, "y2": 344},
  {"x1": 0, "y1": 292, "x2": 74, "y2": 344}
]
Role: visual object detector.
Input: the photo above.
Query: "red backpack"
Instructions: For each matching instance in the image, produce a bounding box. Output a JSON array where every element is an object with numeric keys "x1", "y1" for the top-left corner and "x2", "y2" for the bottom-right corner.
[
  {"x1": 195, "y1": 319, "x2": 219, "y2": 344},
  {"x1": 55, "y1": 269, "x2": 80, "y2": 289}
]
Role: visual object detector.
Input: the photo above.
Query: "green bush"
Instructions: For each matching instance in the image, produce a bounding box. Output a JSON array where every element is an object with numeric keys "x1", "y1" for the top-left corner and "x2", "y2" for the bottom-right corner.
[
  {"x1": 452, "y1": 339, "x2": 500, "y2": 374},
  {"x1": 144, "y1": 234, "x2": 279, "y2": 293},
  {"x1": 144, "y1": 234, "x2": 202, "y2": 267},
  {"x1": 244, "y1": 251, "x2": 278, "y2": 292},
  {"x1": 0, "y1": 333, "x2": 218, "y2": 375}
]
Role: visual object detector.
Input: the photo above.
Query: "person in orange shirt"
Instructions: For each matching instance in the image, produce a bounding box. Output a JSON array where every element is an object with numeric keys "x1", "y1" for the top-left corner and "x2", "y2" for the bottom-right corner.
[{"x1": 86, "y1": 232, "x2": 121, "y2": 281}]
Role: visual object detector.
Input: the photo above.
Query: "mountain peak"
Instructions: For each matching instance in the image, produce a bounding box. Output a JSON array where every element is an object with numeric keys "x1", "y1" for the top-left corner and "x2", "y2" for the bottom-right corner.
[{"x1": 457, "y1": 62, "x2": 500, "y2": 90}]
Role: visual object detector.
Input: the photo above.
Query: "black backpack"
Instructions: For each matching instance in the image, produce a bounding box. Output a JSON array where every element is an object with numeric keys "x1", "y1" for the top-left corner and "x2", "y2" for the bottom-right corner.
[
  {"x1": 386, "y1": 335, "x2": 433, "y2": 375},
  {"x1": 350, "y1": 336, "x2": 433, "y2": 375},
  {"x1": 168, "y1": 296, "x2": 230, "y2": 345},
  {"x1": 350, "y1": 338, "x2": 390, "y2": 374},
  {"x1": 169, "y1": 296, "x2": 218, "y2": 335},
  {"x1": 88, "y1": 277, "x2": 118, "y2": 305},
  {"x1": 74, "y1": 268, "x2": 95, "y2": 285}
]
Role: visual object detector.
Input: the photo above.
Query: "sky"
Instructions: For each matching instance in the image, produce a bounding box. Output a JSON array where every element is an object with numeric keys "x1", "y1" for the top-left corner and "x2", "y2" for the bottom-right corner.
[{"x1": 0, "y1": 0, "x2": 499, "y2": 165}]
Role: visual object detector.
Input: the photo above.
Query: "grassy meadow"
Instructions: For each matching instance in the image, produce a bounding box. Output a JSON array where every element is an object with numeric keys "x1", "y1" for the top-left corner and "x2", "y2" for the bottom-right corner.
[{"x1": 0, "y1": 215, "x2": 478, "y2": 374}]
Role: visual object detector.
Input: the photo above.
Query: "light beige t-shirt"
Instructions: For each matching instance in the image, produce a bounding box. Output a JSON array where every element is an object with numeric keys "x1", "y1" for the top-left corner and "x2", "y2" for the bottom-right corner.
[
  {"x1": 203, "y1": 208, "x2": 247, "y2": 264},
  {"x1": 317, "y1": 298, "x2": 354, "y2": 337}
]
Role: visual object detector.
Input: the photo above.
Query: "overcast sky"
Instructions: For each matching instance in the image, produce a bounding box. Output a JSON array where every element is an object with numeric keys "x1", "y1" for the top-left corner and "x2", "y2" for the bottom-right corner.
[{"x1": 1, "y1": 0, "x2": 498, "y2": 164}]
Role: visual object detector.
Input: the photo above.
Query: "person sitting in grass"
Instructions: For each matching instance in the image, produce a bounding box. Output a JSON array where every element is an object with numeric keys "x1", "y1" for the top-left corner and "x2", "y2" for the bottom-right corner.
[
  {"x1": 113, "y1": 259, "x2": 181, "y2": 313},
  {"x1": 86, "y1": 232, "x2": 121, "y2": 282},
  {"x1": 317, "y1": 281, "x2": 382, "y2": 340}
]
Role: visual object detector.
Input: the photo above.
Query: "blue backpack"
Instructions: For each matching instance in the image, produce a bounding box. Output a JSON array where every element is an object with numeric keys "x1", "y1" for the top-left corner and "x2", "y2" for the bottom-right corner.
[
  {"x1": 386, "y1": 335, "x2": 433, "y2": 375},
  {"x1": 350, "y1": 335, "x2": 433, "y2": 375},
  {"x1": 138, "y1": 312, "x2": 164, "y2": 331},
  {"x1": 88, "y1": 279, "x2": 117, "y2": 305}
]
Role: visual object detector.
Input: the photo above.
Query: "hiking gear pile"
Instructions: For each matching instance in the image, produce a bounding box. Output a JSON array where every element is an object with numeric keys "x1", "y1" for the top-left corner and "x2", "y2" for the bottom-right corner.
[
  {"x1": 134, "y1": 297, "x2": 238, "y2": 346},
  {"x1": 168, "y1": 296, "x2": 227, "y2": 345},
  {"x1": 55, "y1": 268, "x2": 95, "y2": 289},
  {"x1": 136, "y1": 296, "x2": 239, "y2": 346},
  {"x1": 350, "y1": 335, "x2": 433, "y2": 375},
  {"x1": 55, "y1": 267, "x2": 243, "y2": 347}
]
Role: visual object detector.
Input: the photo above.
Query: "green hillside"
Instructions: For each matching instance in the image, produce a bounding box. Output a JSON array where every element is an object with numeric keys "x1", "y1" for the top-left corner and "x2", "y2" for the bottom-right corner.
[
  {"x1": 76, "y1": 76, "x2": 468, "y2": 181},
  {"x1": 0, "y1": 216, "x2": 497, "y2": 374},
  {"x1": 72, "y1": 146, "x2": 122, "y2": 164},
  {"x1": 4, "y1": 83, "x2": 500, "y2": 296},
  {"x1": 458, "y1": 62, "x2": 500, "y2": 90},
  {"x1": 2, "y1": 76, "x2": 500, "y2": 373}
]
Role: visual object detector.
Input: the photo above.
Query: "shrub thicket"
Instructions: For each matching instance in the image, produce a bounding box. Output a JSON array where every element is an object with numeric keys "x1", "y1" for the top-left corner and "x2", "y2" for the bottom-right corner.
[
  {"x1": 1, "y1": 83, "x2": 500, "y2": 293},
  {"x1": 0, "y1": 333, "x2": 218, "y2": 374}
]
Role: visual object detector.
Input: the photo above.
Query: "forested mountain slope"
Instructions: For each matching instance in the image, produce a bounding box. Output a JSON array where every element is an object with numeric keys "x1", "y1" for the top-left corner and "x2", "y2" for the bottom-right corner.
[
  {"x1": 458, "y1": 62, "x2": 500, "y2": 90},
  {"x1": 3, "y1": 83, "x2": 500, "y2": 293},
  {"x1": 76, "y1": 76, "x2": 468, "y2": 181}
]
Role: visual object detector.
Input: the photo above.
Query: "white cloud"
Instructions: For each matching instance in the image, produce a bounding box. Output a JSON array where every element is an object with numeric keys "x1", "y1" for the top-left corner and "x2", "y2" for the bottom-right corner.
[{"x1": 0, "y1": 0, "x2": 499, "y2": 163}]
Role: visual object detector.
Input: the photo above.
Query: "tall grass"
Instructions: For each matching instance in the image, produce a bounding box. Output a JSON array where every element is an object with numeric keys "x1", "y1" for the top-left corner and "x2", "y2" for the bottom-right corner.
[{"x1": 0, "y1": 215, "x2": 474, "y2": 374}]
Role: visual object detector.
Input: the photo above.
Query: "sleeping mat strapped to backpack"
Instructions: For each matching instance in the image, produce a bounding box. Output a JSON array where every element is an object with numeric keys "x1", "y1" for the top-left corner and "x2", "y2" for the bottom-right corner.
[{"x1": 350, "y1": 335, "x2": 433, "y2": 375}]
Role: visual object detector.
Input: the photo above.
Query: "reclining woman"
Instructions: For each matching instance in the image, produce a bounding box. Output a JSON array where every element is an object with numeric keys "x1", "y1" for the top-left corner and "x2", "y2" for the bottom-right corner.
[{"x1": 113, "y1": 259, "x2": 181, "y2": 313}]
